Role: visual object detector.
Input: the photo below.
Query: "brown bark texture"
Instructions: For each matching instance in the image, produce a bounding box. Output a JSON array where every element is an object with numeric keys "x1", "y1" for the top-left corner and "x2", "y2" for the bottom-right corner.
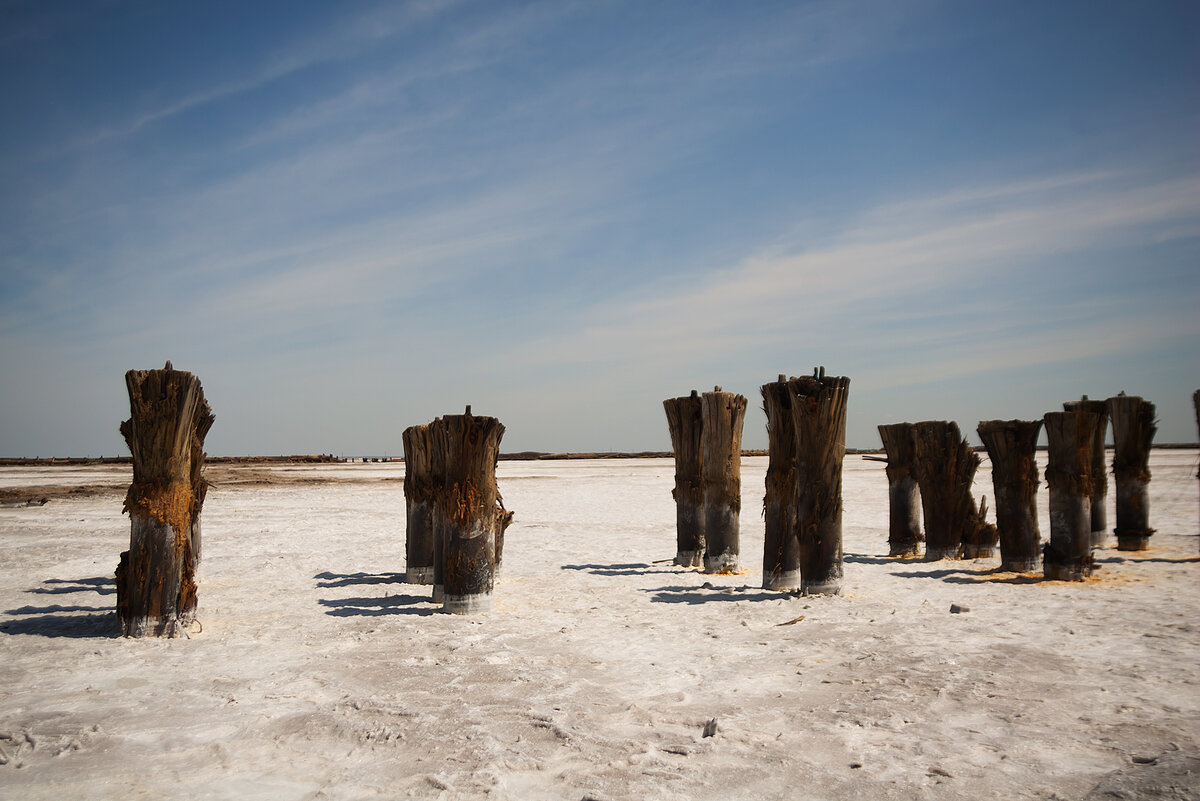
[
  {"x1": 788, "y1": 372, "x2": 849, "y2": 594},
  {"x1": 701, "y1": 388, "x2": 747, "y2": 574},
  {"x1": 1063, "y1": 397, "x2": 1109, "y2": 540},
  {"x1": 978, "y1": 420, "x2": 1042, "y2": 572},
  {"x1": 910, "y1": 421, "x2": 991, "y2": 560},
  {"x1": 438, "y1": 411, "x2": 508, "y2": 614},
  {"x1": 1043, "y1": 409, "x2": 1101, "y2": 580},
  {"x1": 1107, "y1": 394, "x2": 1156, "y2": 550},
  {"x1": 878, "y1": 423, "x2": 922, "y2": 557},
  {"x1": 664, "y1": 391, "x2": 705, "y2": 567},
  {"x1": 116, "y1": 363, "x2": 214, "y2": 638},
  {"x1": 762, "y1": 378, "x2": 800, "y2": 590},
  {"x1": 402, "y1": 424, "x2": 436, "y2": 584}
]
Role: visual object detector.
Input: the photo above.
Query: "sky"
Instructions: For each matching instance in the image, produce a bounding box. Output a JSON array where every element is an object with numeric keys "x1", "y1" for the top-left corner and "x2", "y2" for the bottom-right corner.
[{"x1": 1, "y1": 0, "x2": 1197, "y2": 457}]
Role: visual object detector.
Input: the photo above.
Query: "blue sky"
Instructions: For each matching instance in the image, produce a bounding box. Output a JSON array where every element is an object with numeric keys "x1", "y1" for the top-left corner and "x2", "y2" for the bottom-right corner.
[{"x1": 1, "y1": 0, "x2": 1197, "y2": 456}]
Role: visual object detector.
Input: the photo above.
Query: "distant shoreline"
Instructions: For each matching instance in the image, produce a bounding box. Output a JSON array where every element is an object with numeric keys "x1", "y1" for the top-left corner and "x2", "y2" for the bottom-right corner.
[{"x1": 2, "y1": 443, "x2": 1197, "y2": 467}]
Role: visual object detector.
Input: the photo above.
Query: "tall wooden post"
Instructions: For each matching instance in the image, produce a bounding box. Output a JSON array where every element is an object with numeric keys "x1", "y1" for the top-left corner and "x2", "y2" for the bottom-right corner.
[
  {"x1": 878, "y1": 422, "x2": 922, "y2": 557},
  {"x1": 978, "y1": 420, "x2": 1042, "y2": 572},
  {"x1": 664, "y1": 390, "x2": 705, "y2": 567},
  {"x1": 439, "y1": 407, "x2": 506, "y2": 614},
  {"x1": 1107, "y1": 394, "x2": 1156, "y2": 551},
  {"x1": 1064, "y1": 396, "x2": 1109, "y2": 545},
  {"x1": 911, "y1": 421, "x2": 990, "y2": 561},
  {"x1": 429, "y1": 417, "x2": 449, "y2": 604},
  {"x1": 1043, "y1": 408, "x2": 1100, "y2": 580},
  {"x1": 1194, "y1": 390, "x2": 1199, "y2": 553},
  {"x1": 115, "y1": 362, "x2": 214, "y2": 638},
  {"x1": 762, "y1": 376, "x2": 800, "y2": 590},
  {"x1": 701, "y1": 386, "x2": 747, "y2": 574},
  {"x1": 402, "y1": 424, "x2": 435, "y2": 584},
  {"x1": 789, "y1": 369, "x2": 849, "y2": 595}
]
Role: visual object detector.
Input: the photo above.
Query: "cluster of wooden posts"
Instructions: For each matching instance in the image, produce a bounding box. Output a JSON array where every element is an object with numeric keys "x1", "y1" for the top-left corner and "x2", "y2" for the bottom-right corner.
[
  {"x1": 879, "y1": 394, "x2": 1159, "y2": 581},
  {"x1": 111, "y1": 363, "x2": 1191, "y2": 637},
  {"x1": 663, "y1": 369, "x2": 851, "y2": 595}
]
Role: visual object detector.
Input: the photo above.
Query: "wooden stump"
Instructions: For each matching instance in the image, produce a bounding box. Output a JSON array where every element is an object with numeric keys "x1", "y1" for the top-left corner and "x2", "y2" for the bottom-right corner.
[
  {"x1": 1043, "y1": 408, "x2": 1101, "y2": 580},
  {"x1": 1195, "y1": 390, "x2": 1199, "y2": 554},
  {"x1": 911, "y1": 421, "x2": 990, "y2": 561},
  {"x1": 789, "y1": 369, "x2": 849, "y2": 595},
  {"x1": 762, "y1": 376, "x2": 800, "y2": 590},
  {"x1": 978, "y1": 420, "x2": 1042, "y2": 572},
  {"x1": 1107, "y1": 394, "x2": 1156, "y2": 551},
  {"x1": 402, "y1": 424, "x2": 435, "y2": 584},
  {"x1": 429, "y1": 417, "x2": 449, "y2": 604},
  {"x1": 115, "y1": 362, "x2": 214, "y2": 638},
  {"x1": 701, "y1": 387, "x2": 747, "y2": 574},
  {"x1": 878, "y1": 422, "x2": 922, "y2": 558},
  {"x1": 664, "y1": 391, "x2": 705, "y2": 568},
  {"x1": 438, "y1": 408, "x2": 507, "y2": 614},
  {"x1": 1064, "y1": 396, "x2": 1109, "y2": 545}
]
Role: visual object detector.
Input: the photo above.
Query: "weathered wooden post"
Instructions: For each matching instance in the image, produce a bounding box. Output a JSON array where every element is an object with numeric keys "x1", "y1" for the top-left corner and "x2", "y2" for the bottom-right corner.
[
  {"x1": 911, "y1": 421, "x2": 991, "y2": 560},
  {"x1": 429, "y1": 417, "x2": 449, "y2": 604},
  {"x1": 978, "y1": 420, "x2": 1042, "y2": 572},
  {"x1": 878, "y1": 422, "x2": 922, "y2": 557},
  {"x1": 701, "y1": 386, "x2": 747, "y2": 574},
  {"x1": 789, "y1": 368, "x2": 849, "y2": 594},
  {"x1": 1107, "y1": 394, "x2": 1156, "y2": 551},
  {"x1": 1064, "y1": 396, "x2": 1109, "y2": 545},
  {"x1": 115, "y1": 362, "x2": 214, "y2": 638},
  {"x1": 664, "y1": 390, "x2": 705, "y2": 568},
  {"x1": 439, "y1": 406, "x2": 507, "y2": 614},
  {"x1": 402, "y1": 424, "x2": 435, "y2": 584},
  {"x1": 1043, "y1": 407, "x2": 1101, "y2": 580},
  {"x1": 762, "y1": 376, "x2": 800, "y2": 590},
  {"x1": 1195, "y1": 390, "x2": 1199, "y2": 553}
]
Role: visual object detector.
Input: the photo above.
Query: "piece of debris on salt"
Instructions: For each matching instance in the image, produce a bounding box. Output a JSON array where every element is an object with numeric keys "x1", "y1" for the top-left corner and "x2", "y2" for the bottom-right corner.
[
  {"x1": 949, "y1": 604, "x2": 969, "y2": 614},
  {"x1": 702, "y1": 719, "x2": 718, "y2": 738}
]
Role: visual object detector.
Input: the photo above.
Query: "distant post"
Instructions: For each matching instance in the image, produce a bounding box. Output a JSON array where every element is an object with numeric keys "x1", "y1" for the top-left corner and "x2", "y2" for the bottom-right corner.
[
  {"x1": 911, "y1": 421, "x2": 991, "y2": 561},
  {"x1": 878, "y1": 422, "x2": 922, "y2": 557},
  {"x1": 116, "y1": 362, "x2": 214, "y2": 638},
  {"x1": 1107, "y1": 394, "x2": 1156, "y2": 551},
  {"x1": 978, "y1": 420, "x2": 1042, "y2": 572},
  {"x1": 789, "y1": 368, "x2": 850, "y2": 594},
  {"x1": 1043, "y1": 408, "x2": 1101, "y2": 580},
  {"x1": 664, "y1": 391, "x2": 705, "y2": 567},
  {"x1": 762, "y1": 376, "x2": 800, "y2": 590},
  {"x1": 402, "y1": 424, "x2": 435, "y2": 584},
  {"x1": 701, "y1": 386, "x2": 747, "y2": 574},
  {"x1": 1064, "y1": 396, "x2": 1109, "y2": 545}
]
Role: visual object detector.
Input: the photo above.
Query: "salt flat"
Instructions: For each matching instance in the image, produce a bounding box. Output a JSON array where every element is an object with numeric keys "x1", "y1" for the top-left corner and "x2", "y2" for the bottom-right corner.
[{"x1": 1, "y1": 452, "x2": 1197, "y2": 800}]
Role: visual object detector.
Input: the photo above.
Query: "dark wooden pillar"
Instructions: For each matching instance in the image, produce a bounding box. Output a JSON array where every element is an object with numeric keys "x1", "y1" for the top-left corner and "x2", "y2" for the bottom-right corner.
[
  {"x1": 701, "y1": 386, "x2": 747, "y2": 574},
  {"x1": 789, "y1": 369, "x2": 849, "y2": 594},
  {"x1": 978, "y1": 420, "x2": 1042, "y2": 572},
  {"x1": 1107, "y1": 394, "x2": 1156, "y2": 551},
  {"x1": 439, "y1": 407, "x2": 506, "y2": 614},
  {"x1": 1195, "y1": 390, "x2": 1199, "y2": 553},
  {"x1": 115, "y1": 362, "x2": 214, "y2": 638},
  {"x1": 664, "y1": 390, "x2": 705, "y2": 567},
  {"x1": 911, "y1": 421, "x2": 990, "y2": 561},
  {"x1": 762, "y1": 376, "x2": 800, "y2": 590},
  {"x1": 1043, "y1": 408, "x2": 1101, "y2": 579},
  {"x1": 429, "y1": 417, "x2": 448, "y2": 604},
  {"x1": 1064, "y1": 396, "x2": 1109, "y2": 545},
  {"x1": 878, "y1": 422, "x2": 922, "y2": 557},
  {"x1": 402, "y1": 424, "x2": 435, "y2": 584}
]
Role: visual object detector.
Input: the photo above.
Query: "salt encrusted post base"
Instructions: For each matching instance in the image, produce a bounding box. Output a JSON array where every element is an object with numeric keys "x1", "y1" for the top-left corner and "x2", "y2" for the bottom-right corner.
[
  {"x1": 763, "y1": 569, "x2": 802, "y2": 592},
  {"x1": 924, "y1": 545, "x2": 961, "y2": 562},
  {"x1": 701, "y1": 387, "x2": 747, "y2": 575},
  {"x1": 674, "y1": 550, "x2": 703, "y2": 568},
  {"x1": 443, "y1": 594, "x2": 493, "y2": 615},
  {"x1": 406, "y1": 566, "x2": 435, "y2": 584}
]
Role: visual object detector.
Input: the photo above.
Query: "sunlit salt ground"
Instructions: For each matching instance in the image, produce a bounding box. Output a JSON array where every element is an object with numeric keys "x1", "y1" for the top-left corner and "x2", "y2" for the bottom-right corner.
[{"x1": 1, "y1": 452, "x2": 1197, "y2": 800}]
